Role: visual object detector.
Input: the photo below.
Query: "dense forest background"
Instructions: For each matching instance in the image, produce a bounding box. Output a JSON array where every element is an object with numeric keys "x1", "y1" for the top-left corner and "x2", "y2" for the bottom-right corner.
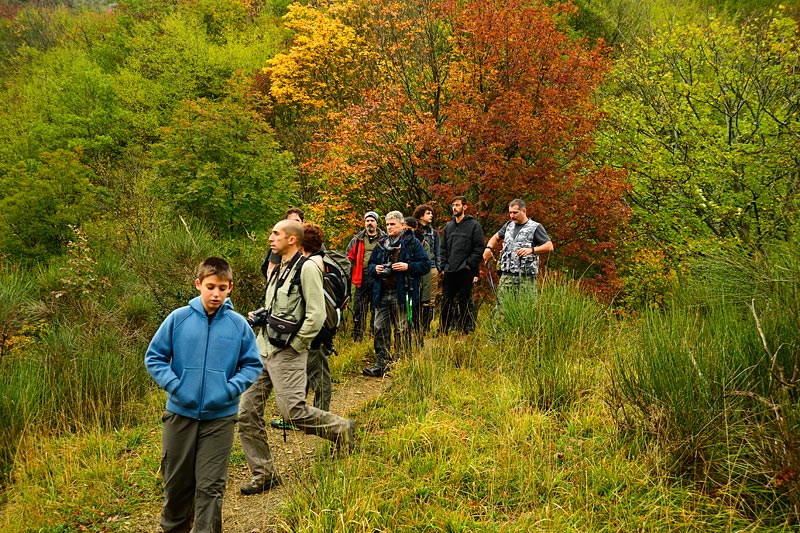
[
  {"x1": 1, "y1": 0, "x2": 798, "y2": 301},
  {"x1": 1, "y1": 0, "x2": 799, "y2": 530}
]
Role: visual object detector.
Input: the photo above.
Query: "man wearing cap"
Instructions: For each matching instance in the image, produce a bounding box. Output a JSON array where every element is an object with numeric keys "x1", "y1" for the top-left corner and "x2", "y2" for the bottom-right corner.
[
  {"x1": 346, "y1": 211, "x2": 385, "y2": 342},
  {"x1": 482, "y1": 199, "x2": 553, "y2": 300}
]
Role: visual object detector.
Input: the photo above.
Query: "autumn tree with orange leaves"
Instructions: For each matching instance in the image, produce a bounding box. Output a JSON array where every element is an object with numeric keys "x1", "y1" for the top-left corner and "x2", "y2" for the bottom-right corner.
[
  {"x1": 256, "y1": 3, "x2": 379, "y2": 203},
  {"x1": 305, "y1": 0, "x2": 630, "y2": 291}
]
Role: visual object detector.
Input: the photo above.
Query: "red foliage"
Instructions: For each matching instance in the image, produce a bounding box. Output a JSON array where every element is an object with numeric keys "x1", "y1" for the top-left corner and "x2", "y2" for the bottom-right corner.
[
  {"x1": 307, "y1": 0, "x2": 630, "y2": 293},
  {"x1": 429, "y1": 0, "x2": 630, "y2": 294},
  {"x1": 0, "y1": 3, "x2": 24, "y2": 20}
]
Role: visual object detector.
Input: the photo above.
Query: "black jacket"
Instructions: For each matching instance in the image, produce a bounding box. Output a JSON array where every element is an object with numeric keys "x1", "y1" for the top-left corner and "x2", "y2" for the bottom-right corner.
[{"x1": 441, "y1": 215, "x2": 484, "y2": 275}]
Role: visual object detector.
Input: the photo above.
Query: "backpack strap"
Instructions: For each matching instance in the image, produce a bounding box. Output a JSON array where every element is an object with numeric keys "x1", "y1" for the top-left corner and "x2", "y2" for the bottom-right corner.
[
  {"x1": 266, "y1": 252, "x2": 303, "y2": 312},
  {"x1": 276, "y1": 256, "x2": 307, "y2": 350},
  {"x1": 289, "y1": 256, "x2": 307, "y2": 302}
]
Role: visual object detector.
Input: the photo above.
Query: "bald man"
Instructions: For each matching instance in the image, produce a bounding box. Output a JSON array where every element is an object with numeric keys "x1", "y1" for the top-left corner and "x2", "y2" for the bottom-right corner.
[{"x1": 238, "y1": 220, "x2": 355, "y2": 496}]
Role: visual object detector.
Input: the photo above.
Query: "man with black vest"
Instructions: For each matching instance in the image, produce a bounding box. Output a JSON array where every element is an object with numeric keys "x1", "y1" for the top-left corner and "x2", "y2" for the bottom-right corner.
[{"x1": 482, "y1": 199, "x2": 553, "y2": 299}]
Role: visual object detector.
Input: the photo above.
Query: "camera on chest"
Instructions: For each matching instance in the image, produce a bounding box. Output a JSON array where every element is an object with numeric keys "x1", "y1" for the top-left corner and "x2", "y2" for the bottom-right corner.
[{"x1": 379, "y1": 243, "x2": 401, "y2": 276}]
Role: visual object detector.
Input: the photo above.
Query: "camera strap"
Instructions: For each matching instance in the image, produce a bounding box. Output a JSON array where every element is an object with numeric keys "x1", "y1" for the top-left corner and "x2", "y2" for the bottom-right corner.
[{"x1": 266, "y1": 252, "x2": 304, "y2": 313}]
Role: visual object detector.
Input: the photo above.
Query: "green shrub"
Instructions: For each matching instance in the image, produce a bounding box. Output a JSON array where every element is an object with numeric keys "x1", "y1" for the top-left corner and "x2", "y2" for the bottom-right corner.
[
  {"x1": 491, "y1": 280, "x2": 609, "y2": 412},
  {"x1": 125, "y1": 220, "x2": 218, "y2": 318},
  {"x1": 610, "y1": 242, "x2": 800, "y2": 525},
  {"x1": 0, "y1": 317, "x2": 151, "y2": 485},
  {"x1": 0, "y1": 266, "x2": 36, "y2": 358}
]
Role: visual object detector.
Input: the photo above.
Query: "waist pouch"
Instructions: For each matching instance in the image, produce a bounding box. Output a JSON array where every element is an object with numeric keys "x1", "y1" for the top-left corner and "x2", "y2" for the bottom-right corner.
[{"x1": 267, "y1": 313, "x2": 303, "y2": 348}]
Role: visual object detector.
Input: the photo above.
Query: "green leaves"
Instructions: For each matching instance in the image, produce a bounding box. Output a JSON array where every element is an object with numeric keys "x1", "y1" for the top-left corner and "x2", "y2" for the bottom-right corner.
[
  {"x1": 0, "y1": 151, "x2": 101, "y2": 262},
  {"x1": 154, "y1": 96, "x2": 296, "y2": 237},
  {"x1": 599, "y1": 10, "x2": 800, "y2": 249}
]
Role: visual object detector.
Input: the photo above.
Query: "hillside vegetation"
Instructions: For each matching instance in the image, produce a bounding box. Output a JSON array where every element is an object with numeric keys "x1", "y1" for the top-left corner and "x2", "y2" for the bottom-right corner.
[{"x1": 0, "y1": 0, "x2": 798, "y2": 530}]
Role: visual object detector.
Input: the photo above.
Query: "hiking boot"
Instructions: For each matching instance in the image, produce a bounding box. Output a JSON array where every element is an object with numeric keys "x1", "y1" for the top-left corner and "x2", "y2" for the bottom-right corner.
[
  {"x1": 334, "y1": 420, "x2": 356, "y2": 457},
  {"x1": 362, "y1": 364, "x2": 386, "y2": 377},
  {"x1": 270, "y1": 418, "x2": 296, "y2": 431},
  {"x1": 240, "y1": 474, "x2": 282, "y2": 496}
]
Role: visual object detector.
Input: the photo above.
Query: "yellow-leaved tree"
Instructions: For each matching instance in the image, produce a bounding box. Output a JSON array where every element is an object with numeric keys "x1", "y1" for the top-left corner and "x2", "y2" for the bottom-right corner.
[{"x1": 258, "y1": 3, "x2": 379, "y2": 215}]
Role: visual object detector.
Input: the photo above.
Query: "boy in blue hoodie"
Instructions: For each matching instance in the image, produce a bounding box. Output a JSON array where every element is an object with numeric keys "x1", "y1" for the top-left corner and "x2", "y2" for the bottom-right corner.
[{"x1": 145, "y1": 257, "x2": 262, "y2": 533}]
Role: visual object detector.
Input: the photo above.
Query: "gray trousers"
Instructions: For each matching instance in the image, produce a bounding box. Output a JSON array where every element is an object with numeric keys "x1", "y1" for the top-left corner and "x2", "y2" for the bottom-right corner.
[
  {"x1": 238, "y1": 347, "x2": 351, "y2": 483},
  {"x1": 160, "y1": 412, "x2": 236, "y2": 533},
  {"x1": 306, "y1": 345, "x2": 332, "y2": 411},
  {"x1": 373, "y1": 289, "x2": 410, "y2": 365},
  {"x1": 498, "y1": 274, "x2": 537, "y2": 302}
]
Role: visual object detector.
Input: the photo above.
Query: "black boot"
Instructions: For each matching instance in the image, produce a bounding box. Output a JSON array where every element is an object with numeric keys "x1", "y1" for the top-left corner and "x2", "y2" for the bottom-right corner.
[
  {"x1": 362, "y1": 364, "x2": 385, "y2": 377},
  {"x1": 421, "y1": 305, "x2": 434, "y2": 335},
  {"x1": 362, "y1": 356, "x2": 386, "y2": 377}
]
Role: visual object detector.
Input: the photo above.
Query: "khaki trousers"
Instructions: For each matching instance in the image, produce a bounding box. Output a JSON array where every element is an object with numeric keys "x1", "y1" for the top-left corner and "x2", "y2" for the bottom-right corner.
[
  {"x1": 238, "y1": 347, "x2": 351, "y2": 483},
  {"x1": 306, "y1": 344, "x2": 332, "y2": 411}
]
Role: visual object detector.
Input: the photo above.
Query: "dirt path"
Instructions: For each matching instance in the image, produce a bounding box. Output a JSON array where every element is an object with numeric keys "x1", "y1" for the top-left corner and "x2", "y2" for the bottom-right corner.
[{"x1": 137, "y1": 373, "x2": 390, "y2": 533}]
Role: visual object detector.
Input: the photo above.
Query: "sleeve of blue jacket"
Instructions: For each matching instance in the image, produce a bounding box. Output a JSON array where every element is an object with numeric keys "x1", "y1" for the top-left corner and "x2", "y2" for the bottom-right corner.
[
  {"x1": 144, "y1": 311, "x2": 182, "y2": 395},
  {"x1": 230, "y1": 324, "x2": 262, "y2": 397},
  {"x1": 408, "y1": 238, "x2": 431, "y2": 277}
]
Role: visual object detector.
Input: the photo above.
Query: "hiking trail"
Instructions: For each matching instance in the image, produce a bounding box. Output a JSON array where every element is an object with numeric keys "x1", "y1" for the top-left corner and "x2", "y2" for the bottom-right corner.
[{"x1": 135, "y1": 373, "x2": 390, "y2": 533}]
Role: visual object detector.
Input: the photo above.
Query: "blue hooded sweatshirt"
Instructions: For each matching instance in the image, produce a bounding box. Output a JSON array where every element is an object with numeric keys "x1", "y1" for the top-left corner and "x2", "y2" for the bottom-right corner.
[{"x1": 145, "y1": 296, "x2": 262, "y2": 421}]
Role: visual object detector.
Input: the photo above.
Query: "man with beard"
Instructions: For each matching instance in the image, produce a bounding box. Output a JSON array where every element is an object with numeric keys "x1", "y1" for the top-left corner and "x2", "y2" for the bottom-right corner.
[
  {"x1": 440, "y1": 196, "x2": 484, "y2": 335},
  {"x1": 346, "y1": 211, "x2": 385, "y2": 342},
  {"x1": 412, "y1": 204, "x2": 442, "y2": 335}
]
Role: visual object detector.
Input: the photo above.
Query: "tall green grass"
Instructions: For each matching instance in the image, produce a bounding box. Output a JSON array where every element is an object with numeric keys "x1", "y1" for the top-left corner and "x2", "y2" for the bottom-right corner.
[
  {"x1": 0, "y1": 222, "x2": 254, "y2": 487},
  {"x1": 395, "y1": 280, "x2": 609, "y2": 417},
  {"x1": 276, "y1": 270, "x2": 797, "y2": 530},
  {"x1": 0, "y1": 271, "x2": 153, "y2": 486},
  {"x1": 0, "y1": 266, "x2": 35, "y2": 358},
  {"x1": 490, "y1": 280, "x2": 609, "y2": 412},
  {"x1": 610, "y1": 243, "x2": 800, "y2": 525},
  {"x1": 280, "y1": 328, "x2": 769, "y2": 531}
]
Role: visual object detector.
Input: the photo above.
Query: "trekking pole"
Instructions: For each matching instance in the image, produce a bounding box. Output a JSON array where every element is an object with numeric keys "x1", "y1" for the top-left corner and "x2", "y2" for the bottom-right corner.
[{"x1": 487, "y1": 258, "x2": 500, "y2": 309}]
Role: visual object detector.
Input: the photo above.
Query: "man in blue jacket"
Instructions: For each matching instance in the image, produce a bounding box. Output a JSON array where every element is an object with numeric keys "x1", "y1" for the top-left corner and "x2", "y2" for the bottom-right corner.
[
  {"x1": 363, "y1": 211, "x2": 431, "y2": 377},
  {"x1": 145, "y1": 257, "x2": 262, "y2": 533}
]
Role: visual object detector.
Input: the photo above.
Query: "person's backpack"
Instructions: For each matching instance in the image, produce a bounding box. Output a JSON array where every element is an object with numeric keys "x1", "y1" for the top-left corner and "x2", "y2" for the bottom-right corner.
[
  {"x1": 323, "y1": 249, "x2": 353, "y2": 287},
  {"x1": 290, "y1": 251, "x2": 351, "y2": 349},
  {"x1": 318, "y1": 250, "x2": 351, "y2": 333}
]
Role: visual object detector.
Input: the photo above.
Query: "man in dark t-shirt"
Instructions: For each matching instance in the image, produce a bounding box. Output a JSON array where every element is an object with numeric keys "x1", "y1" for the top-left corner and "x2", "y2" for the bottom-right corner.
[
  {"x1": 483, "y1": 199, "x2": 553, "y2": 299},
  {"x1": 260, "y1": 208, "x2": 305, "y2": 279}
]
